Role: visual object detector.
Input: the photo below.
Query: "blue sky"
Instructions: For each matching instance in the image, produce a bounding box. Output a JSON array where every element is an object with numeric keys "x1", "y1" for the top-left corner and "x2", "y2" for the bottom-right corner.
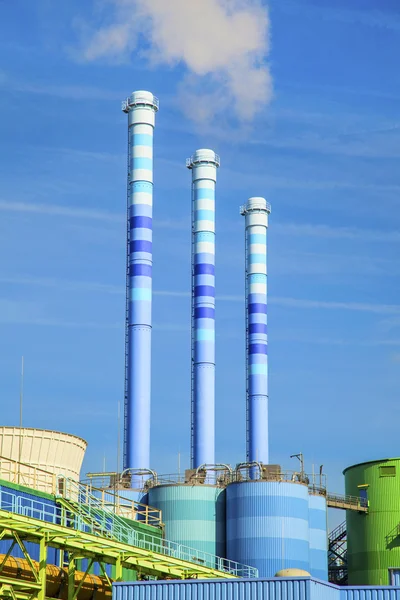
[{"x1": 0, "y1": 0, "x2": 399, "y2": 525}]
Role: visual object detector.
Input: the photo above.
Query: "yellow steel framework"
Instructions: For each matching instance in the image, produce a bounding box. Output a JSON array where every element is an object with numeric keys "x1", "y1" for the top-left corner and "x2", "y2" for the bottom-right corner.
[{"x1": 0, "y1": 508, "x2": 237, "y2": 600}]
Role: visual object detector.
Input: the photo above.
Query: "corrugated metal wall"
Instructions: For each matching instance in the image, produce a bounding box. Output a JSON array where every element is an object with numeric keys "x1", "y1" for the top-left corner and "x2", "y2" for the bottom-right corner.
[
  {"x1": 113, "y1": 578, "x2": 400, "y2": 600},
  {"x1": 226, "y1": 481, "x2": 310, "y2": 577},
  {"x1": 342, "y1": 588, "x2": 400, "y2": 599},
  {"x1": 113, "y1": 578, "x2": 311, "y2": 600},
  {"x1": 308, "y1": 494, "x2": 328, "y2": 580},
  {"x1": 147, "y1": 484, "x2": 225, "y2": 557}
]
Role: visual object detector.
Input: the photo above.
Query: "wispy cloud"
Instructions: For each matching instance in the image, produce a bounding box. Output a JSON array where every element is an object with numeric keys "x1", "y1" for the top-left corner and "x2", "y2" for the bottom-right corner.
[
  {"x1": 271, "y1": 297, "x2": 400, "y2": 315},
  {"x1": 77, "y1": 0, "x2": 272, "y2": 123},
  {"x1": 274, "y1": 222, "x2": 400, "y2": 243},
  {"x1": 273, "y1": 333, "x2": 400, "y2": 348},
  {"x1": 0, "y1": 200, "x2": 123, "y2": 222},
  {"x1": 0, "y1": 296, "x2": 121, "y2": 329},
  {"x1": 0, "y1": 200, "x2": 188, "y2": 230},
  {"x1": 0, "y1": 276, "x2": 123, "y2": 294},
  {"x1": 3, "y1": 277, "x2": 400, "y2": 315},
  {"x1": 276, "y1": 0, "x2": 400, "y2": 33},
  {"x1": 250, "y1": 128, "x2": 400, "y2": 159},
  {"x1": 0, "y1": 73, "x2": 122, "y2": 101}
]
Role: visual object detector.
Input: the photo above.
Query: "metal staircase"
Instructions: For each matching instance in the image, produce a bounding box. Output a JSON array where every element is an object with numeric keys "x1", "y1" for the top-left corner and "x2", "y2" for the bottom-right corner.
[
  {"x1": 54, "y1": 477, "x2": 257, "y2": 577},
  {"x1": 56, "y1": 477, "x2": 139, "y2": 545},
  {"x1": 328, "y1": 520, "x2": 347, "y2": 585}
]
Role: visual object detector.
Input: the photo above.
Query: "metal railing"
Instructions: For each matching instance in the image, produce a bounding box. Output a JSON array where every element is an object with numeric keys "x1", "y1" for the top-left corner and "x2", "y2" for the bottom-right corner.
[
  {"x1": 0, "y1": 484, "x2": 258, "y2": 579},
  {"x1": 0, "y1": 456, "x2": 162, "y2": 527},
  {"x1": 0, "y1": 455, "x2": 57, "y2": 493},
  {"x1": 329, "y1": 520, "x2": 347, "y2": 544},
  {"x1": 326, "y1": 492, "x2": 368, "y2": 511},
  {"x1": 240, "y1": 201, "x2": 271, "y2": 215},
  {"x1": 82, "y1": 484, "x2": 162, "y2": 527},
  {"x1": 86, "y1": 468, "x2": 328, "y2": 492}
]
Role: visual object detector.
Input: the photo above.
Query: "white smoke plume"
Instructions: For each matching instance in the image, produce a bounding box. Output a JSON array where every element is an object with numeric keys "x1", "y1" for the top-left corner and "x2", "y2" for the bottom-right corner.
[{"x1": 81, "y1": 0, "x2": 272, "y2": 122}]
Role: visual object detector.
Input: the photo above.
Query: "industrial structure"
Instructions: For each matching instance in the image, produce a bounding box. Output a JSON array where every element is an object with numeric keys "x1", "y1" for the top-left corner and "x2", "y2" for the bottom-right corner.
[
  {"x1": 241, "y1": 198, "x2": 270, "y2": 466},
  {"x1": 1, "y1": 88, "x2": 399, "y2": 600},
  {"x1": 344, "y1": 457, "x2": 400, "y2": 586},
  {"x1": 122, "y1": 91, "x2": 159, "y2": 474},
  {"x1": 187, "y1": 150, "x2": 219, "y2": 469}
]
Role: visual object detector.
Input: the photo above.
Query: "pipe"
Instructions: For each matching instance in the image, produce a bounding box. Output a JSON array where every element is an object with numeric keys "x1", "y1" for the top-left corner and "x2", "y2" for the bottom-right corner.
[
  {"x1": 0, "y1": 554, "x2": 111, "y2": 600},
  {"x1": 240, "y1": 198, "x2": 271, "y2": 466},
  {"x1": 195, "y1": 463, "x2": 233, "y2": 476},
  {"x1": 187, "y1": 150, "x2": 220, "y2": 469},
  {"x1": 235, "y1": 461, "x2": 264, "y2": 479},
  {"x1": 121, "y1": 467, "x2": 158, "y2": 487},
  {"x1": 122, "y1": 91, "x2": 159, "y2": 472}
]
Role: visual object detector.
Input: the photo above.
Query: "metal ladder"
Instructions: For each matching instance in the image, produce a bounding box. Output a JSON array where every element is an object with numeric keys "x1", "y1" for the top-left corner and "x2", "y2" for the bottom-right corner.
[
  {"x1": 328, "y1": 520, "x2": 347, "y2": 585},
  {"x1": 123, "y1": 125, "x2": 132, "y2": 470}
]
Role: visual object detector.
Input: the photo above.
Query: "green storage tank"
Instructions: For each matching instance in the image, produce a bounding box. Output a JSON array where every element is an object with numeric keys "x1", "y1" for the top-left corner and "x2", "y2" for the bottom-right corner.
[
  {"x1": 344, "y1": 457, "x2": 400, "y2": 585},
  {"x1": 147, "y1": 484, "x2": 225, "y2": 558}
]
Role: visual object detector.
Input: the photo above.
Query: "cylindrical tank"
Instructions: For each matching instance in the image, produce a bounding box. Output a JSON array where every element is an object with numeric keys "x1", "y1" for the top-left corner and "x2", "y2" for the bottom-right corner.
[
  {"x1": 148, "y1": 484, "x2": 225, "y2": 557},
  {"x1": 0, "y1": 427, "x2": 87, "y2": 492},
  {"x1": 308, "y1": 493, "x2": 328, "y2": 580},
  {"x1": 0, "y1": 553, "x2": 110, "y2": 600},
  {"x1": 344, "y1": 457, "x2": 400, "y2": 585},
  {"x1": 226, "y1": 481, "x2": 310, "y2": 577}
]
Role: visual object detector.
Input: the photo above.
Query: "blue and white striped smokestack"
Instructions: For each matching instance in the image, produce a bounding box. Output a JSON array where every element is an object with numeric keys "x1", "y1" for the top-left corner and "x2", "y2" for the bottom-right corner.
[
  {"x1": 122, "y1": 91, "x2": 159, "y2": 472},
  {"x1": 241, "y1": 197, "x2": 271, "y2": 465},
  {"x1": 187, "y1": 150, "x2": 220, "y2": 469}
]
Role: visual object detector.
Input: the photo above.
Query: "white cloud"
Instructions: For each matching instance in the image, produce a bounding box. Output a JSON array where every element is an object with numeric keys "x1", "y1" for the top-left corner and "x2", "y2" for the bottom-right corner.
[{"x1": 80, "y1": 0, "x2": 272, "y2": 123}]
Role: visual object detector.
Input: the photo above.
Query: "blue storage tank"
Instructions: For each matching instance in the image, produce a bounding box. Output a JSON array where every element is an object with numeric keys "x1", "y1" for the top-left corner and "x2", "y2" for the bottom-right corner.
[
  {"x1": 308, "y1": 493, "x2": 328, "y2": 580},
  {"x1": 147, "y1": 484, "x2": 225, "y2": 557},
  {"x1": 226, "y1": 481, "x2": 310, "y2": 577}
]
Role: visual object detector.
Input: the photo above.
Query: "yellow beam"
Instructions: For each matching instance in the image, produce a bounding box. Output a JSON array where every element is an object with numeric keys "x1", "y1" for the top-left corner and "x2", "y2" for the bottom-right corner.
[{"x1": 0, "y1": 510, "x2": 236, "y2": 580}]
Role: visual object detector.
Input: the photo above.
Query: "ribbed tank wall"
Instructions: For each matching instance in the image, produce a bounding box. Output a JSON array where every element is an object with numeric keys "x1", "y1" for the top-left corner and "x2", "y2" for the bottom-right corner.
[
  {"x1": 226, "y1": 481, "x2": 310, "y2": 577},
  {"x1": 308, "y1": 494, "x2": 327, "y2": 580},
  {"x1": 147, "y1": 485, "x2": 225, "y2": 556},
  {"x1": 344, "y1": 458, "x2": 400, "y2": 586}
]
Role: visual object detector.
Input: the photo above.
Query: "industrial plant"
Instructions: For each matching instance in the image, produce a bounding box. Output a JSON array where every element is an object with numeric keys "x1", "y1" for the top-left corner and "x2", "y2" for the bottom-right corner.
[{"x1": 0, "y1": 90, "x2": 400, "y2": 600}]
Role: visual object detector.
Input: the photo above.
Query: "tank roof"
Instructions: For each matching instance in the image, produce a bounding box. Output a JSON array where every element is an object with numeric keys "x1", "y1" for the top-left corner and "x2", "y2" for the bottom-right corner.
[{"x1": 343, "y1": 457, "x2": 400, "y2": 475}]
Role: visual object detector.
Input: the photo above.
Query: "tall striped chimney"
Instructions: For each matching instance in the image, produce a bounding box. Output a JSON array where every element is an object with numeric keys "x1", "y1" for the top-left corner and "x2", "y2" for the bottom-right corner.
[
  {"x1": 187, "y1": 150, "x2": 220, "y2": 469},
  {"x1": 122, "y1": 91, "x2": 159, "y2": 471},
  {"x1": 240, "y1": 197, "x2": 271, "y2": 465}
]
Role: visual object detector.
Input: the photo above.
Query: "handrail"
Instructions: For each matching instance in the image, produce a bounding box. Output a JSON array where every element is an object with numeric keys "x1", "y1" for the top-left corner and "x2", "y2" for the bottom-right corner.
[
  {"x1": 0, "y1": 455, "x2": 57, "y2": 493},
  {"x1": 0, "y1": 484, "x2": 258, "y2": 578},
  {"x1": 326, "y1": 492, "x2": 368, "y2": 511},
  {"x1": 0, "y1": 455, "x2": 162, "y2": 527},
  {"x1": 329, "y1": 521, "x2": 346, "y2": 543}
]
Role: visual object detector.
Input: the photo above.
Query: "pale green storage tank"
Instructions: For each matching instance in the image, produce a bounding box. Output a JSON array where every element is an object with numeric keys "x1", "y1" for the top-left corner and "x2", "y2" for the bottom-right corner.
[
  {"x1": 344, "y1": 457, "x2": 400, "y2": 585},
  {"x1": 147, "y1": 484, "x2": 225, "y2": 557}
]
